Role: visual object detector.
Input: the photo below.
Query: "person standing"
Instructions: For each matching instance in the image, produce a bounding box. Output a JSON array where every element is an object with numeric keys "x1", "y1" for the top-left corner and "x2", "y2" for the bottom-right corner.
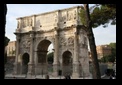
[{"x1": 109, "y1": 75, "x2": 113, "y2": 79}]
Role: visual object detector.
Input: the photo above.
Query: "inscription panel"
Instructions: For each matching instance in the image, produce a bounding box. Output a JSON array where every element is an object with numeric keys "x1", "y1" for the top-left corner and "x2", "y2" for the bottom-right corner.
[
  {"x1": 35, "y1": 13, "x2": 57, "y2": 31},
  {"x1": 21, "y1": 17, "x2": 33, "y2": 28}
]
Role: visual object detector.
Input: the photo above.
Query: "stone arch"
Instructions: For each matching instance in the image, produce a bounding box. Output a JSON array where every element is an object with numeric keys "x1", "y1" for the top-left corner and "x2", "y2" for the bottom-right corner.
[
  {"x1": 61, "y1": 49, "x2": 73, "y2": 58},
  {"x1": 14, "y1": 6, "x2": 90, "y2": 78},
  {"x1": 62, "y1": 51, "x2": 73, "y2": 76},
  {"x1": 35, "y1": 38, "x2": 54, "y2": 51},
  {"x1": 22, "y1": 53, "x2": 29, "y2": 74},
  {"x1": 37, "y1": 39, "x2": 51, "y2": 63},
  {"x1": 35, "y1": 39, "x2": 54, "y2": 75}
]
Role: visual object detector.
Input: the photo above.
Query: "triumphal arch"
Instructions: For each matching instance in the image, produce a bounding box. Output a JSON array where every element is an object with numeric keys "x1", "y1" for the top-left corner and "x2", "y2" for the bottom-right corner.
[{"x1": 14, "y1": 6, "x2": 90, "y2": 78}]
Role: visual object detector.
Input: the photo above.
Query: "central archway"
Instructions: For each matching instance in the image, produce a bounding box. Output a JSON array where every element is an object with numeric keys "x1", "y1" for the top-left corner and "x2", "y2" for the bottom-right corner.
[
  {"x1": 36, "y1": 39, "x2": 53, "y2": 75},
  {"x1": 62, "y1": 51, "x2": 72, "y2": 76},
  {"x1": 22, "y1": 53, "x2": 29, "y2": 74}
]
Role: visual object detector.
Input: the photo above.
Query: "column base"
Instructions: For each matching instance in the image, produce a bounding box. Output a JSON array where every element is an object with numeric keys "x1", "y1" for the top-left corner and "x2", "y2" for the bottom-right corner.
[
  {"x1": 27, "y1": 63, "x2": 35, "y2": 75},
  {"x1": 13, "y1": 62, "x2": 21, "y2": 75},
  {"x1": 72, "y1": 73, "x2": 80, "y2": 78},
  {"x1": 72, "y1": 63, "x2": 80, "y2": 78},
  {"x1": 53, "y1": 64, "x2": 59, "y2": 77}
]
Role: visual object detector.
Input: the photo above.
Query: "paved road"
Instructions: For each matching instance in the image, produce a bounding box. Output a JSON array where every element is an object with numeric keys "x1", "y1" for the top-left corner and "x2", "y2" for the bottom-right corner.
[
  {"x1": 101, "y1": 75, "x2": 116, "y2": 79},
  {"x1": 5, "y1": 74, "x2": 115, "y2": 79}
]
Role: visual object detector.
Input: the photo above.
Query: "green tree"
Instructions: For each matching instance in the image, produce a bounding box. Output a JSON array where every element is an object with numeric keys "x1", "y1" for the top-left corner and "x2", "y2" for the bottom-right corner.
[
  {"x1": 12, "y1": 50, "x2": 16, "y2": 55},
  {"x1": 4, "y1": 36, "x2": 10, "y2": 64},
  {"x1": 4, "y1": 36, "x2": 10, "y2": 47},
  {"x1": 79, "y1": 4, "x2": 116, "y2": 79},
  {"x1": 4, "y1": 4, "x2": 8, "y2": 48},
  {"x1": 4, "y1": 4, "x2": 9, "y2": 65},
  {"x1": 109, "y1": 43, "x2": 116, "y2": 57},
  {"x1": 4, "y1": 4, "x2": 7, "y2": 77},
  {"x1": 100, "y1": 43, "x2": 116, "y2": 63},
  {"x1": 108, "y1": 54, "x2": 115, "y2": 63},
  {"x1": 109, "y1": 43, "x2": 116, "y2": 63},
  {"x1": 91, "y1": 4, "x2": 116, "y2": 28},
  {"x1": 101, "y1": 54, "x2": 115, "y2": 63},
  {"x1": 101, "y1": 56, "x2": 106, "y2": 63},
  {"x1": 47, "y1": 52, "x2": 54, "y2": 64}
]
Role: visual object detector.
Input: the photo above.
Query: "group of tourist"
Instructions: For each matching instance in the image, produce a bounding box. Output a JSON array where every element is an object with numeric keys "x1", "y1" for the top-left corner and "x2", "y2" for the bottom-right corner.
[
  {"x1": 64, "y1": 74, "x2": 71, "y2": 79},
  {"x1": 105, "y1": 69, "x2": 116, "y2": 79}
]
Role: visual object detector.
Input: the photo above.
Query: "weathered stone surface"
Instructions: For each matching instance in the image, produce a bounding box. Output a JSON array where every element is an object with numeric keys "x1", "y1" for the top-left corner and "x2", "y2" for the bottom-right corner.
[{"x1": 14, "y1": 6, "x2": 90, "y2": 78}]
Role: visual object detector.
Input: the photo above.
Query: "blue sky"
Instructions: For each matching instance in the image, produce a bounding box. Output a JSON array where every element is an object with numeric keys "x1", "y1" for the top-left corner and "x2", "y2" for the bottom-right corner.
[{"x1": 6, "y1": 4, "x2": 116, "y2": 47}]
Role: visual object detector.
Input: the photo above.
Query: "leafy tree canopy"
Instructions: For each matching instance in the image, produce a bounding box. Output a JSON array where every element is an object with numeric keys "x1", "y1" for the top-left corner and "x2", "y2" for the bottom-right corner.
[
  {"x1": 4, "y1": 36, "x2": 10, "y2": 47},
  {"x1": 109, "y1": 42, "x2": 116, "y2": 50},
  {"x1": 79, "y1": 4, "x2": 116, "y2": 28},
  {"x1": 100, "y1": 42, "x2": 116, "y2": 63},
  {"x1": 47, "y1": 52, "x2": 54, "y2": 64}
]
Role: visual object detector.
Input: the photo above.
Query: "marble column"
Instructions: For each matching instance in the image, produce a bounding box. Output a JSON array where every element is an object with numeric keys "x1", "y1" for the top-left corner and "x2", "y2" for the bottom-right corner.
[
  {"x1": 53, "y1": 29, "x2": 59, "y2": 77},
  {"x1": 27, "y1": 32, "x2": 35, "y2": 75},
  {"x1": 72, "y1": 29, "x2": 80, "y2": 78},
  {"x1": 14, "y1": 34, "x2": 20, "y2": 75},
  {"x1": 34, "y1": 46, "x2": 38, "y2": 75}
]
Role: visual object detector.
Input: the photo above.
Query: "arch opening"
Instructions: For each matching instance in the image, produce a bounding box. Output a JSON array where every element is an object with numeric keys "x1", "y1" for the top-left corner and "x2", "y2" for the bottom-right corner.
[
  {"x1": 22, "y1": 53, "x2": 29, "y2": 74},
  {"x1": 36, "y1": 40, "x2": 54, "y2": 75},
  {"x1": 62, "y1": 51, "x2": 73, "y2": 76}
]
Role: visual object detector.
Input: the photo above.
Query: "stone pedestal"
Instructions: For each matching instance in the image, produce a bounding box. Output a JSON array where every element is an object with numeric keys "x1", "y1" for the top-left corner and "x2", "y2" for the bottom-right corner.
[
  {"x1": 13, "y1": 62, "x2": 21, "y2": 75},
  {"x1": 72, "y1": 63, "x2": 80, "y2": 78},
  {"x1": 13, "y1": 62, "x2": 18, "y2": 75},
  {"x1": 53, "y1": 64, "x2": 59, "y2": 77},
  {"x1": 35, "y1": 63, "x2": 47, "y2": 75},
  {"x1": 27, "y1": 63, "x2": 35, "y2": 75}
]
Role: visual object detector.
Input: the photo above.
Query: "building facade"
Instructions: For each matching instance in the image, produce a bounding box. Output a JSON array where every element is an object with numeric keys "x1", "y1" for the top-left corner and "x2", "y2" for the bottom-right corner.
[
  {"x1": 6, "y1": 41, "x2": 16, "y2": 57},
  {"x1": 96, "y1": 45, "x2": 112, "y2": 59},
  {"x1": 5, "y1": 41, "x2": 16, "y2": 74}
]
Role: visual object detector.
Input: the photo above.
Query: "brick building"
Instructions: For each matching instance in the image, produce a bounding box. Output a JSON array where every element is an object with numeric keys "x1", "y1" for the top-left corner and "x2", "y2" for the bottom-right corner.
[
  {"x1": 6, "y1": 41, "x2": 16, "y2": 57},
  {"x1": 5, "y1": 41, "x2": 16, "y2": 62},
  {"x1": 88, "y1": 44, "x2": 112, "y2": 60},
  {"x1": 96, "y1": 45, "x2": 112, "y2": 59},
  {"x1": 5, "y1": 41, "x2": 16, "y2": 74}
]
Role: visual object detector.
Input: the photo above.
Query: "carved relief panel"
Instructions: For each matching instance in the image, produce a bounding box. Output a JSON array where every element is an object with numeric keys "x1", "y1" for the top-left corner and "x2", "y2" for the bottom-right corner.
[
  {"x1": 67, "y1": 36, "x2": 74, "y2": 51},
  {"x1": 54, "y1": 13, "x2": 58, "y2": 22},
  {"x1": 59, "y1": 10, "x2": 77, "y2": 22},
  {"x1": 21, "y1": 39, "x2": 30, "y2": 50},
  {"x1": 20, "y1": 35, "x2": 31, "y2": 51},
  {"x1": 68, "y1": 36, "x2": 74, "y2": 45},
  {"x1": 59, "y1": 37, "x2": 67, "y2": 46},
  {"x1": 67, "y1": 10, "x2": 77, "y2": 21},
  {"x1": 21, "y1": 17, "x2": 32, "y2": 28},
  {"x1": 59, "y1": 36, "x2": 74, "y2": 53},
  {"x1": 60, "y1": 11, "x2": 67, "y2": 22}
]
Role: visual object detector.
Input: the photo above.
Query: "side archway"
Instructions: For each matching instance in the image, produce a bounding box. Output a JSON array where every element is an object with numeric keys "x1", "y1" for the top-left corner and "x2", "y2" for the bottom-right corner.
[
  {"x1": 22, "y1": 53, "x2": 29, "y2": 74},
  {"x1": 62, "y1": 51, "x2": 73, "y2": 76}
]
